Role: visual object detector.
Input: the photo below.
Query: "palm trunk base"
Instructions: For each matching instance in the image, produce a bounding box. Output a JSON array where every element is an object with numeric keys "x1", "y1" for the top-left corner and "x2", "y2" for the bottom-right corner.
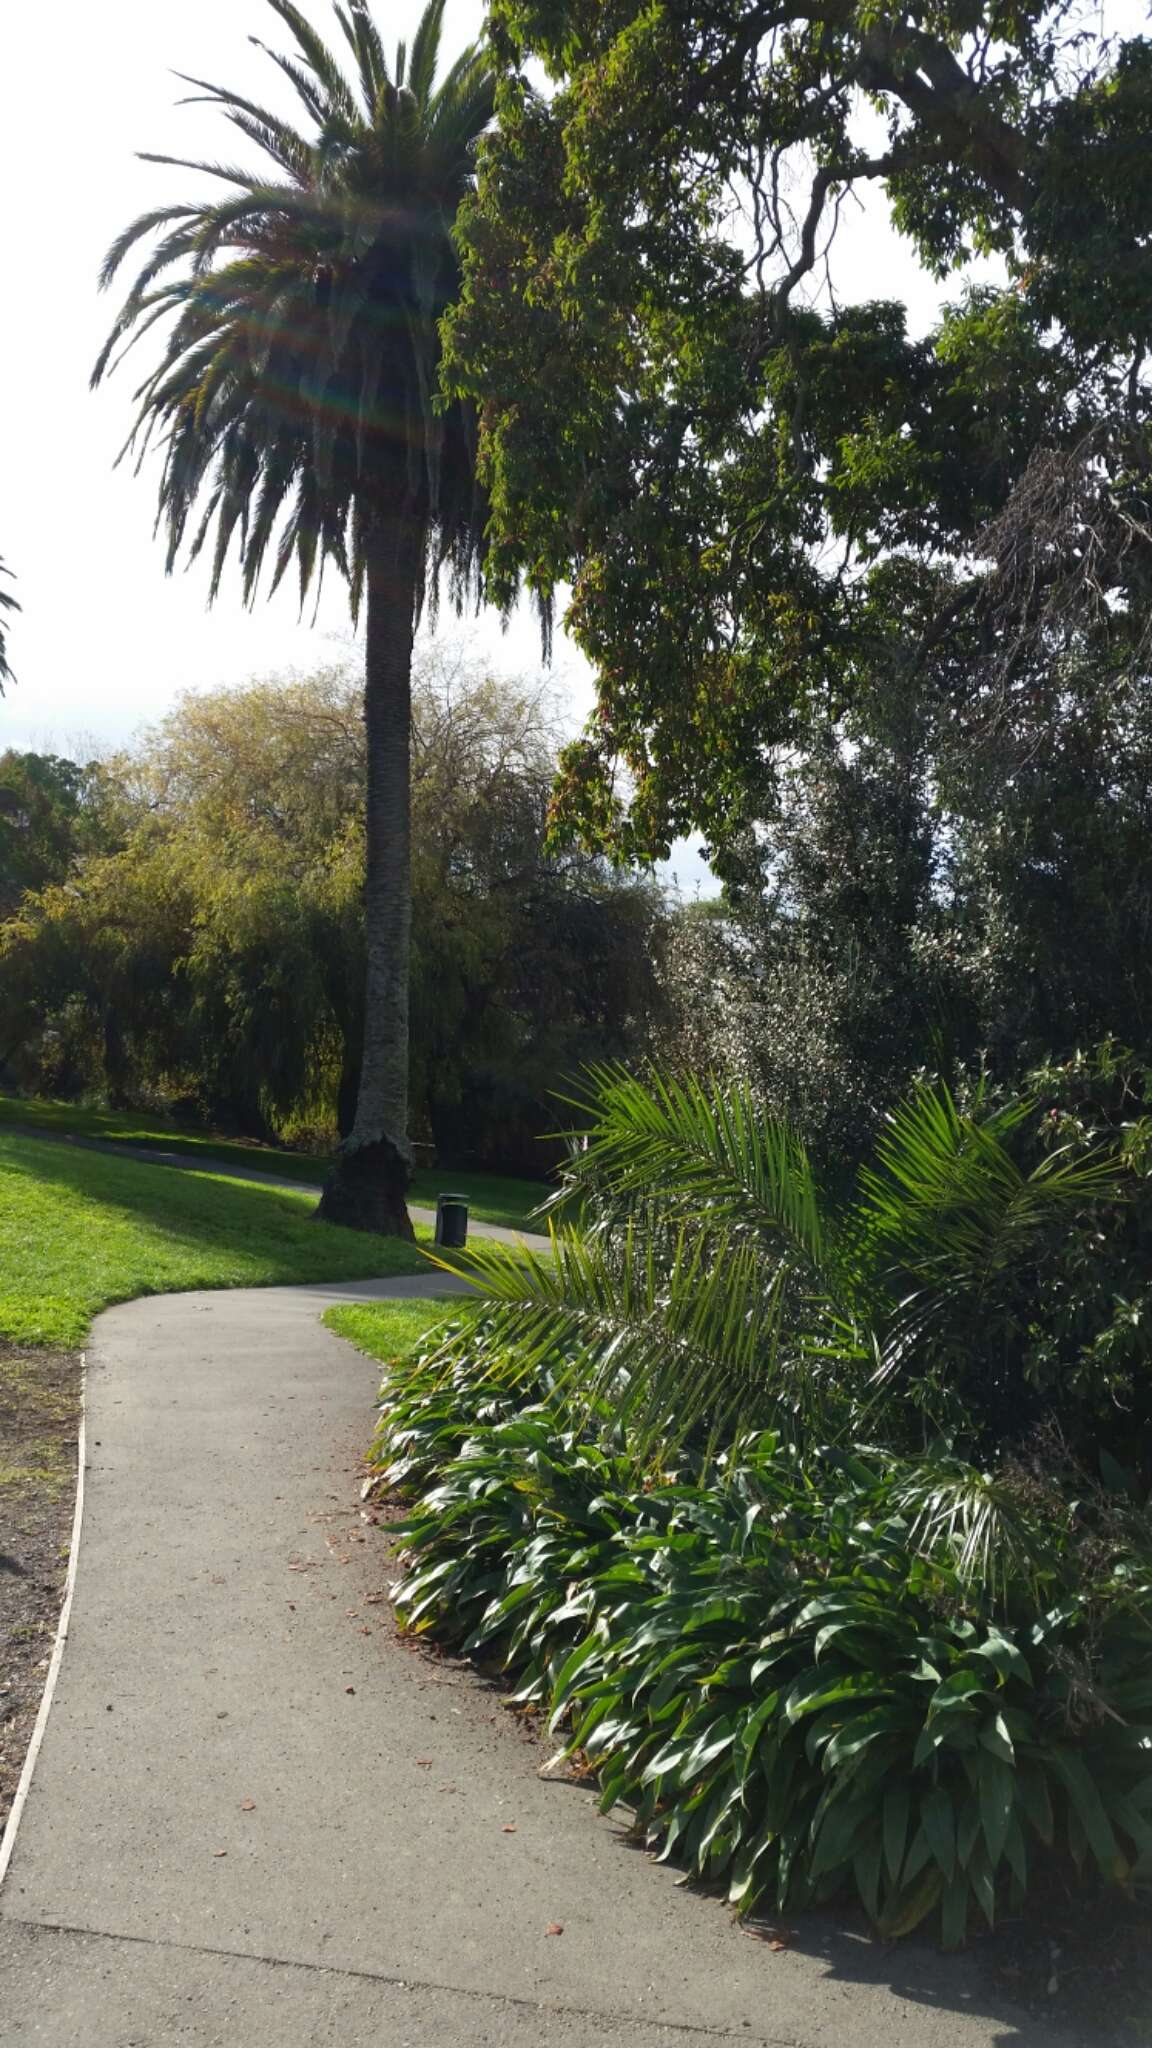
[{"x1": 316, "y1": 1136, "x2": 414, "y2": 1238}]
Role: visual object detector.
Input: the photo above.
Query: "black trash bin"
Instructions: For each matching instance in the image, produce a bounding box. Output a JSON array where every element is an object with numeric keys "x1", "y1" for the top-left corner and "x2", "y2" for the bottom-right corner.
[{"x1": 434, "y1": 1192, "x2": 470, "y2": 1249}]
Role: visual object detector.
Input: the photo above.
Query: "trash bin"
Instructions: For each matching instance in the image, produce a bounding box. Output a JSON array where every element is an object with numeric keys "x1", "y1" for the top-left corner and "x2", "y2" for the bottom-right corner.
[{"x1": 434, "y1": 1192, "x2": 470, "y2": 1249}]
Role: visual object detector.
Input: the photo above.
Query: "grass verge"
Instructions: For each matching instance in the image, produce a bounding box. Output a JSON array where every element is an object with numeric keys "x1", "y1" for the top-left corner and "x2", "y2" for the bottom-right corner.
[
  {"x1": 323, "y1": 1296, "x2": 471, "y2": 1366},
  {"x1": 0, "y1": 1130, "x2": 432, "y2": 1347},
  {"x1": 0, "y1": 1093, "x2": 549, "y2": 1231}
]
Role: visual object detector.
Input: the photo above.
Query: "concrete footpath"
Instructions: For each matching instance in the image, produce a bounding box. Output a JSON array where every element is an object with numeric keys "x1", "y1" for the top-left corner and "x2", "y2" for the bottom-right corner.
[{"x1": 0, "y1": 1276, "x2": 1068, "y2": 2048}]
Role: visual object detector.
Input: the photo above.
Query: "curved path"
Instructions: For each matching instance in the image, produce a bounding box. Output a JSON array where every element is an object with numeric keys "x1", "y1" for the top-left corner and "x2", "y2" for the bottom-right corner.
[{"x1": 0, "y1": 1276, "x2": 1065, "y2": 2047}]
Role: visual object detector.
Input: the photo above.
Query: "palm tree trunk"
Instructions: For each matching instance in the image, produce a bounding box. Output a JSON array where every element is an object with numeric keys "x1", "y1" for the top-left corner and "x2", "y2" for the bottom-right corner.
[{"x1": 317, "y1": 511, "x2": 422, "y2": 1236}]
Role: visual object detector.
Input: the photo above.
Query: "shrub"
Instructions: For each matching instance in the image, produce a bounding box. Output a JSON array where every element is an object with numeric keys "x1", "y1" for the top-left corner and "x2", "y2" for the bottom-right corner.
[
  {"x1": 366, "y1": 1065, "x2": 1152, "y2": 1945},
  {"x1": 373, "y1": 1356, "x2": 1152, "y2": 1945}
]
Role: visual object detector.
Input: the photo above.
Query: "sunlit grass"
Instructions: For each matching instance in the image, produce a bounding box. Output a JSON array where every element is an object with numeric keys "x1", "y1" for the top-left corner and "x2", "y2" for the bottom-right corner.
[
  {"x1": 0, "y1": 1131, "x2": 432, "y2": 1346},
  {"x1": 0, "y1": 1093, "x2": 549, "y2": 1231},
  {"x1": 323, "y1": 1295, "x2": 472, "y2": 1366}
]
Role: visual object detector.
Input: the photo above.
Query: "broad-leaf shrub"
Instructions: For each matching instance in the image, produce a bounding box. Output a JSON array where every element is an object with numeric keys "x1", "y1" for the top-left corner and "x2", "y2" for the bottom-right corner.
[
  {"x1": 367, "y1": 1067, "x2": 1152, "y2": 1943},
  {"x1": 373, "y1": 1347, "x2": 1152, "y2": 1946}
]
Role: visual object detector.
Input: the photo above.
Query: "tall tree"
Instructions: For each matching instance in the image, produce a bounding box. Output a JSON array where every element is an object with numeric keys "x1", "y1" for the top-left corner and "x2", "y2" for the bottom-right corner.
[
  {"x1": 94, "y1": 0, "x2": 495, "y2": 1234},
  {"x1": 444, "y1": 1, "x2": 1152, "y2": 863}
]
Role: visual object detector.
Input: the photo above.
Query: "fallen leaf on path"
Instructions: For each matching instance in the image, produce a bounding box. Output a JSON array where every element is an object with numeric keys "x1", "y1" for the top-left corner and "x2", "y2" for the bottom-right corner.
[
  {"x1": 545, "y1": 1923, "x2": 564, "y2": 1937},
  {"x1": 415, "y1": 1757, "x2": 433, "y2": 1767},
  {"x1": 240, "y1": 1799, "x2": 256, "y2": 1812},
  {"x1": 213, "y1": 1849, "x2": 228, "y2": 1858},
  {"x1": 742, "y1": 1926, "x2": 794, "y2": 1950},
  {"x1": 345, "y1": 1685, "x2": 356, "y2": 1695},
  {"x1": 502, "y1": 1823, "x2": 518, "y2": 1833}
]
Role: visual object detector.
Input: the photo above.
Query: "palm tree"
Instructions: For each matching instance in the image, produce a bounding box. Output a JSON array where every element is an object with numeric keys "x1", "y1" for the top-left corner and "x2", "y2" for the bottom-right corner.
[
  {"x1": 93, "y1": 0, "x2": 495, "y2": 1234},
  {"x1": 0, "y1": 559, "x2": 18, "y2": 689}
]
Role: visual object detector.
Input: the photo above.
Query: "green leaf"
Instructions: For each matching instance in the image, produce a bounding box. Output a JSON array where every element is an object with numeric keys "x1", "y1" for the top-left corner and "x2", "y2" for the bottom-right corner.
[
  {"x1": 940, "y1": 1871, "x2": 971, "y2": 1950},
  {"x1": 972, "y1": 1632, "x2": 1032, "y2": 1685},
  {"x1": 1047, "y1": 1748, "x2": 1120, "y2": 1873},
  {"x1": 854, "y1": 1833, "x2": 884, "y2": 1921},
  {"x1": 883, "y1": 1781, "x2": 911, "y2": 1885},
  {"x1": 978, "y1": 1749, "x2": 1015, "y2": 1868},
  {"x1": 978, "y1": 1711, "x2": 1016, "y2": 1766},
  {"x1": 877, "y1": 1865, "x2": 944, "y2": 1938},
  {"x1": 1016, "y1": 1763, "x2": 1055, "y2": 1847},
  {"x1": 921, "y1": 1785, "x2": 957, "y2": 1880}
]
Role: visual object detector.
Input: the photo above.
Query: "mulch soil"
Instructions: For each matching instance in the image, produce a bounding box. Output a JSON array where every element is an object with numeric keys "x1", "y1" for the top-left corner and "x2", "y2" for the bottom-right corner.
[{"x1": 0, "y1": 1341, "x2": 81, "y2": 1841}]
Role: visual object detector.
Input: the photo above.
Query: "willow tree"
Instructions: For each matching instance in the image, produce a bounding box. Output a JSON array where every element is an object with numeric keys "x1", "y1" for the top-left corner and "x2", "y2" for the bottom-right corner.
[{"x1": 94, "y1": 0, "x2": 495, "y2": 1234}]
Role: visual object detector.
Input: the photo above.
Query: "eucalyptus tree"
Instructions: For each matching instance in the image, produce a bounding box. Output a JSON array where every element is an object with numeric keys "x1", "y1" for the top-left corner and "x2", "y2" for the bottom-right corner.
[{"x1": 94, "y1": 0, "x2": 495, "y2": 1234}]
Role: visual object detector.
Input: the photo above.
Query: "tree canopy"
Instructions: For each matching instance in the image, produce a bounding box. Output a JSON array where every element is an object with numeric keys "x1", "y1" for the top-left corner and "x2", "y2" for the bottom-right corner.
[
  {"x1": 443, "y1": 0, "x2": 1152, "y2": 861},
  {"x1": 0, "y1": 663, "x2": 666, "y2": 1169}
]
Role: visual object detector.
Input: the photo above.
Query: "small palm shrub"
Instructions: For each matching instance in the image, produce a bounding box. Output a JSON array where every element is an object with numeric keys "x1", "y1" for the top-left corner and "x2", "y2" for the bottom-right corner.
[
  {"x1": 444, "y1": 1065, "x2": 1138, "y2": 1468},
  {"x1": 368, "y1": 1067, "x2": 1152, "y2": 1942}
]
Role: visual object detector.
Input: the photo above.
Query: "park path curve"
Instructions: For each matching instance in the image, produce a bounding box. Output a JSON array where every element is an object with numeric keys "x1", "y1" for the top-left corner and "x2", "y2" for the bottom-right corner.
[{"x1": 0, "y1": 1275, "x2": 1067, "y2": 2048}]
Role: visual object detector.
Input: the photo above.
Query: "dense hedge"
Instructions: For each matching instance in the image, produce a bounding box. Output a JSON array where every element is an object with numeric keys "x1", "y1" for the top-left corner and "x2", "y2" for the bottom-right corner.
[{"x1": 371, "y1": 1339, "x2": 1152, "y2": 1946}]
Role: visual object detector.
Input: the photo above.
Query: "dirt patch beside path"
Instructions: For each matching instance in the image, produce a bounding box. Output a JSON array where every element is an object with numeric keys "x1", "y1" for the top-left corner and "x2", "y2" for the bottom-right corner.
[{"x1": 0, "y1": 1341, "x2": 80, "y2": 1838}]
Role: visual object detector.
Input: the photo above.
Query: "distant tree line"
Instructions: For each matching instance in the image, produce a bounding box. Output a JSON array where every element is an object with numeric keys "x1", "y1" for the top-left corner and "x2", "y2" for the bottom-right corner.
[{"x1": 0, "y1": 656, "x2": 666, "y2": 1177}]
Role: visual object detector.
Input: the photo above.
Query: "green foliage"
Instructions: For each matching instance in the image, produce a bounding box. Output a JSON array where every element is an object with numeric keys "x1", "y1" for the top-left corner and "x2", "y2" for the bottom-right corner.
[
  {"x1": 369, "y1": 1343, "x2": 1152, "y2": 1945},
  {"x1": 322, "y1": 1294, "x2": 472, "y2": 1371},
  {"x1": 0, "y1": 1128, "x2": 428, "y2": 1346},
  {"x1": 94, "y1": 0, "x2": 494, "y2": 615},
  {"x1": 439, "y1": 1066, "x2": 1130, "y2": 1466},
  {"x1": 659, "y1": 628, "x2": 1152, "y2": 1171},
  {"x1": 0, "y1": 752, "x2": 112, "y2": 921},
  {"x1": 441, "y1": 0, "x2": 1152, "y2": 863},
  {"x1": 0, "y1": 664, "x2": 666, "y2": 1170}
]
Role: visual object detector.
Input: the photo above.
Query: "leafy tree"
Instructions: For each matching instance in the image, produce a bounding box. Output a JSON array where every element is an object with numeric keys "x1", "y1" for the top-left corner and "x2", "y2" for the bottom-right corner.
[
  {"x1": 443, "y1": 2, "x2": 1152, "y2": 862},
  {"x1": 94, "y1": 0, "x2": 496, "y2": 1234},
  {"x1": 0, "y1": 752, "x2": 113, "y2": 920},
  {"x1": 0, "y1": 664, "x2": 667, "y2": 1164}
]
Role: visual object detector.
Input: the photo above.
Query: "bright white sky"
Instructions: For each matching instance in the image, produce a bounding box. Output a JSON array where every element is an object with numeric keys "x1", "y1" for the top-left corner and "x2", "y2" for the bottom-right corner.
[{"x1": 0, "y1": 0, "x2": 1011, "y2": 890}]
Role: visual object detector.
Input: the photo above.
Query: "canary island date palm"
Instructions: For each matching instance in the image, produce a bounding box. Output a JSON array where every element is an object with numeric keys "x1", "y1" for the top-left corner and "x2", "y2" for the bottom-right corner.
[
  {"x1": 93, "y1": 0, "x2": 495, "y2": 1234},
  {"x1": 0, "y1": 559, "x2": 18, "y2": 689}
]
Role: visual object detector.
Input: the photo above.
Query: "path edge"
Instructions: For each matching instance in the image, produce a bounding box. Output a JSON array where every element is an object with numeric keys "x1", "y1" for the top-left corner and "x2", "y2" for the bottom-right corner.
[{"x1": 0, "y1": 1352, "x2": 88, "y2": 1895}]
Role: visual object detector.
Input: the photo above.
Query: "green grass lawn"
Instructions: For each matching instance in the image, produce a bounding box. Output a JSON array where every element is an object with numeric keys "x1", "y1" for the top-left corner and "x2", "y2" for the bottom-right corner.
[
  {"x1": 0, "y1": 1093, "x2": 548, "y2": 1231},
  {"x1": 323, "y1": 1295, "x2": 472, "y2": 1366},
  {"x1": 0, "y1": 1130, "x2": 435, "y2": 1347}
]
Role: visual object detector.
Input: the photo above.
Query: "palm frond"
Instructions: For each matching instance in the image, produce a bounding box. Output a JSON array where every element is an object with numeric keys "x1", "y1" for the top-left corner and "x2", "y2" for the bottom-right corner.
[
  {"x1": 96, "y1": 0, "x2": 493, "y2": 615},
  {"x1": 97, "y1": 204, "x2": 202, "y2": 291},
  {"x1": 262, "y1": 0, "x2": 356, "y2": 114},
  {"x1": 333, "y1": 0, "x2": 389, "y2": 109},
  {"x1": 891, "y1": 1458, "x2": 1062, "y2": 1600},
  {"x1": 551, "y1": 1064, "x2": 825, "y2": 1265},
  {"x1": 426, "y1": 1219, "x2": 839, "y2": 1458},
  {"x1": 0, "y1": 557, "x2": 20, "y2": 690},
  {"x1": 407, "y1": 0, "x2": 447, "y2": 113}
]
